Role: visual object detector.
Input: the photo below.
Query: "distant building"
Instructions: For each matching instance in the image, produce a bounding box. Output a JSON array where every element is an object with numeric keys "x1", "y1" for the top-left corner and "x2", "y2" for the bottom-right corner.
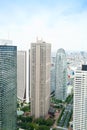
[
  {"x1": 17, "y1": 51, "x2": 26, "y2": 101},
  {"x1": 67, "y1": 85, "x2": 73, "y2": 96},
  {"x1": 50, "y1": 54, "x2": 56, "y2": 93},
  {"x1": 73, "y1": 65, "x2": 87, "y2": 130},
  {"x1": 55, "y1": 48, "x2": 67, "y2": 101},
  {"x1": 17, "y1": 50, "x2": 30, "y2": 103},
  {"x1": 28, "y1": 49, "x2": 30, "y2": 102},
  {"x1": 50, "y1": 60, "x2": 55, "y2": 93},
  {"x1": 30, "y1": 40, "x2": 51, "y2": 118},
  {"x1": 0, "y1": 45, "x2": 17, "y2": 130},
  {"x1": 48, "y1": 107, "x2": 56, "y2": 116},
  {"x1": 0, "y1": 39, "x2": 12, "y2": 45}
]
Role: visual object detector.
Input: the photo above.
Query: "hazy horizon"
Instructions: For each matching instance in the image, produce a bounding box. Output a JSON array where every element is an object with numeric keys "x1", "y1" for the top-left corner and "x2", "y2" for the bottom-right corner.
[{"x1": 0, "y1": 0, "x2": 87, "y2": 51}]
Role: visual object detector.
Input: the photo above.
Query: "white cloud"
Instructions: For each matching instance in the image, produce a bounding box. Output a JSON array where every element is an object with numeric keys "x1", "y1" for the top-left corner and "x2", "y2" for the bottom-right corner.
[{"x1": 0, "y1": 4, "x2": 87, "y2": 52}]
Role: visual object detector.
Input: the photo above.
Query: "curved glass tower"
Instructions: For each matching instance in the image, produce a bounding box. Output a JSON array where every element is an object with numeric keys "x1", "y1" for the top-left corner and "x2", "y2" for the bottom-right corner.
[
  {"x1": 0, "y1": 45, "x2": 17, "y2": 130},
  {"x1": 55, "y1": 48, "x2": 67, "y2": 101}
]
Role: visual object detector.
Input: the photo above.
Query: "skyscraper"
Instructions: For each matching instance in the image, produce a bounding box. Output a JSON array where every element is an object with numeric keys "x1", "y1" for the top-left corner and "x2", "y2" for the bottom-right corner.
[
  {"x1": 0, "y1": 45, "x2": 17, "y2": 130},
  {"x1": 50, "y1": 57, "x2": 56, "y2": 93},
  {"x1": 73, "y1": 65, "x2": 87, "y2": 130},
  {"x1": 30, "y1": 40, "x2": 51, "y2": 118},
  {"x1": 17, "y1": 50, "x2": 30, "y2": 103},
  {"x1": 17, "y1": 51, "x2": 26, "y2": 101},
  {"x1": 55, "y1": 48, "x2": 67, "y2": 101}
]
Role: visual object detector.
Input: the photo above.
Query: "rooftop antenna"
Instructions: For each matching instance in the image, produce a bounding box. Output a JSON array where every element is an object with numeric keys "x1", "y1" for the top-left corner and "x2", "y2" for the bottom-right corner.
[{"x1": 36, "y1": 36, "x2": 44, "y2": 43}]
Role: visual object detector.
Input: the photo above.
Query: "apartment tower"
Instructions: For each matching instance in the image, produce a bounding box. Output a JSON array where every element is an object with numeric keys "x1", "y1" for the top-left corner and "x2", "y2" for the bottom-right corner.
[
  {"x1": 0, "y1": 44, "x2": 17, "y2": 130},
  {"x1": 30, "y1": 40, "x2": 51, "y2": 118},
  {"x1": 55, "y1": 48, "x2": 67, "y2": 101},
  {"x1": 73, "y1": 65, "x2": 87, "y2": 130}
]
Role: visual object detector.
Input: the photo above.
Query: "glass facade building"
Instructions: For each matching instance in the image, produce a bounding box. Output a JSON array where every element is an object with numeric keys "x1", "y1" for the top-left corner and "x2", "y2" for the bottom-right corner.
[
  {"x1": 0, "y1": 45, "x2": 17, "y2": 130},
  {"x1": 55, "y1": 48, "x2": 67, "y2": 101}
]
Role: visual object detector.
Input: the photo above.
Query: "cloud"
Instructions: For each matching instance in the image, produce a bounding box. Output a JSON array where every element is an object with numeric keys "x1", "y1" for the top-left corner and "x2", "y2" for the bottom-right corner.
[{"x1": 0, "y1": 0, "x2": 87, "y2": 51}]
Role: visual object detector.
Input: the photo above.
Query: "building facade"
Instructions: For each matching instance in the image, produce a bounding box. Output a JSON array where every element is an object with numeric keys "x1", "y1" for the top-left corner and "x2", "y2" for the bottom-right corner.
[
  {"x1": 17, "y1": 51, "x2": 26, "y2": 101},
  {"x1": 30, "y1": 40, "x2": 51, "y2": 118},
  {"x1": 73, "y1": 65, "x2": 87, "y2": 130},
  {"x1": 50, "y1": 57, "x2": 56, "y2": 93},
  {"x1": 17, "y1": 50, "x2": 30, "y2": 103},
  {"x1": 0, "y1": 45, "x2": 17, "y2": 130},
  {"x1": 55, "y1": 48, "x2": 67, "y2": 101}
]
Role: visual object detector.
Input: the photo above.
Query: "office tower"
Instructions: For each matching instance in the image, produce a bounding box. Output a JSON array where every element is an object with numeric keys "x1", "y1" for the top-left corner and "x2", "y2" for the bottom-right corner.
[
  {"x1": 28, "y1": 49, "x2": 30, "y2": 102},
  {"x1": 25, "y1": 50, "x2": 30, "y2": 103},
  {"x1": 0, "y1": 45, "x2": 17, "y2": 130},
  {"x1": 50, "y1": 57, "x2": 56, "y2": 93},
  {"x1": 73, "y1": 65, "x2": 87, "y2": 130},
  {"x1": 30, "y1": 40, "x2": 51, "y2": 118},
  {"x1": 17, "y1": 51, "x2": 26, "y2": 101},
  {"x1": 55, "y1": 48, "x2": 67, "y2": 101},
  {"x1": 17, "y1": 50, "x2": 30, "y2": 103}
]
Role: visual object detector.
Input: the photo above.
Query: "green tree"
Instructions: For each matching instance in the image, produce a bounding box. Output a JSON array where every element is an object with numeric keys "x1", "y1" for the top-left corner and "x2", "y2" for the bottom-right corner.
[
  {"x1": 46, "y1": 118, "x2": 54, "y2": 126},
  {"x1": 18, "y1": 116, "x2": 33, "y2": 123},
  {"x1": 18, "y1": 122, "x2": 27, "y2": 129},
  {"x1": 17, "y1": 102, "x2": 19, "y2": 108},
  {"x1": 21, "y1": 105, "x2": 30, "y2": 112},
  {"x1": 26, "y1": 116, "x2": 33, "y2": 122},
  {"x1": 35, "y1": 118, "x2": 46, "y2": 125},
  {"x1": 52, "y1": 128, "x2": 57, "y2": 130},
  {"x1": 26, "y1": 123, "x2": 38, "y2": 130},
  {"x1": 37, "y1": 125, "x2": 50, "y2": 130}
]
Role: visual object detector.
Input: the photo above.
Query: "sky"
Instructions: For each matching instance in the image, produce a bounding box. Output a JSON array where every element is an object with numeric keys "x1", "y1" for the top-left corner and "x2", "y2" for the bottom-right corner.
[{"x1": 0, "y1": 0, "x2": 87, "y2": 51}]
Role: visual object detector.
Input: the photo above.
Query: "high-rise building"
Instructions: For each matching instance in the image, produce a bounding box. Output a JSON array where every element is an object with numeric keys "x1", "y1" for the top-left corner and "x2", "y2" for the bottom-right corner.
[
  {"x1": 28, "y1": 49, "x2": 30, "y2": 102},
  {"x1": 17, "y1": 50, "x2": 30, "y2": 103},
  {"x1": 17, "y1": 51, "x2": 26, "y2": 101},
  {"x1": 30, "y1": 40, "x2": 51, "y2": 118},
  {"x1": 73, "y1": 65, "x2": 87, "y2": 130},
  {"x1": 50, "y1": 57, "x2": 56, "y2": 93},
  {"x1": 55, "y1": 48, "x2": 67, "y2": 101},
  {"x1": 0, "y1": 45, "x2": 17, "y2": 130}
]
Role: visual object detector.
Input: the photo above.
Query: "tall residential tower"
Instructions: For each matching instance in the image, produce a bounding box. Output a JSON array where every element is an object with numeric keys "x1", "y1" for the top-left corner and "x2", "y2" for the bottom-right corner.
[
  {"x1": 30, "y1": 40, "x2": 51, "y2": 118},
  {"x1": 55, "y1": 48, "x2": 67, "y2": 101}
]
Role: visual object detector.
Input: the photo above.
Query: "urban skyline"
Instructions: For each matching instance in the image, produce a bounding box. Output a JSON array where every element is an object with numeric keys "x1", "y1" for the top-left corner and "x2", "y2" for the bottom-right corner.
[
  {"x1": 0, "y1": 39, "x2": 87, "y2": 129},
  {"x1": 0, "y1": 1, "x2": 87, "y2": 129}
]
